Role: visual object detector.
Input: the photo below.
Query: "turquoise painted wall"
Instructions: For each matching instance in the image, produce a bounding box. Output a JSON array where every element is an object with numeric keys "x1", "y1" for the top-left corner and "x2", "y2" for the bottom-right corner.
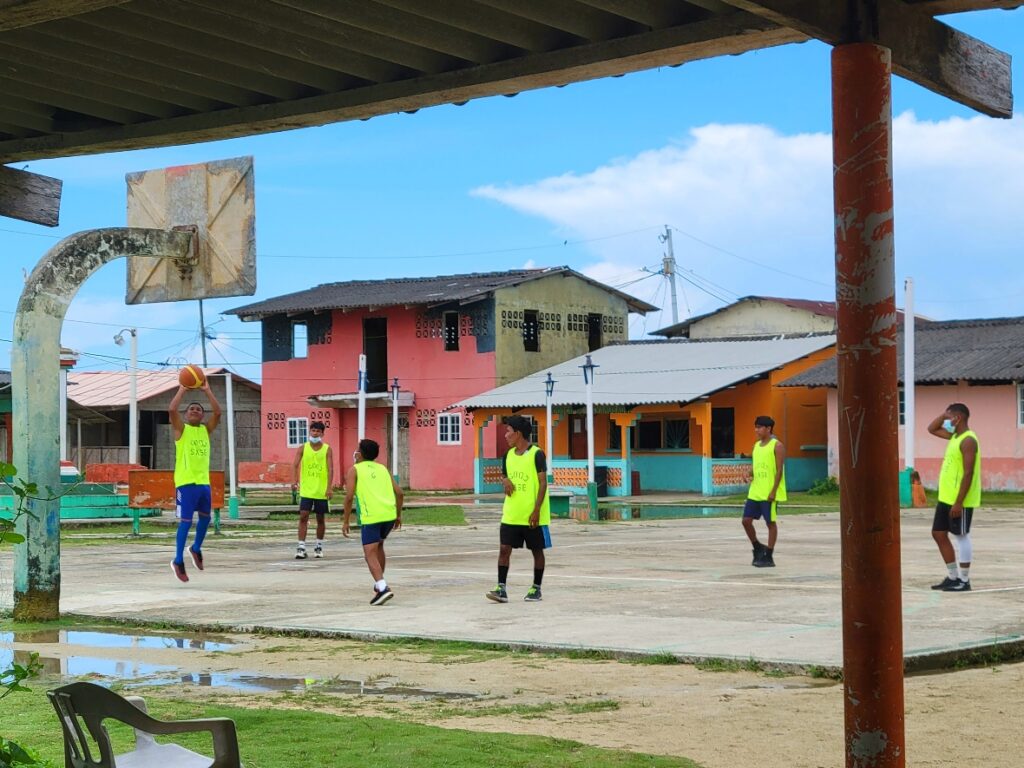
[
  {"x1": 784, "y1": 457, "x2": 828, "y2": 492},
  {"x1": 632, "y1": 454, "x2": 705, "y2": 492}
]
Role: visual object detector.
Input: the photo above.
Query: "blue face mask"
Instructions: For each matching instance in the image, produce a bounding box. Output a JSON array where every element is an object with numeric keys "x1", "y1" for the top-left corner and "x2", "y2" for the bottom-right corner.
[
  {"x1": 309, "y1": 436, "x2": 322, "y2": 444},
  {"x1": 942, "y1": 419, "x2": 955, "y2": 433}
]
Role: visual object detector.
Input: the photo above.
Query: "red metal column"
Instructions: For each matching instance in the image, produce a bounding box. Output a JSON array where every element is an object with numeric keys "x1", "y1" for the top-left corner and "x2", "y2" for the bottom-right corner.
[{"x1": 831, "y1": 43, "x2": 905, "y2": 768}]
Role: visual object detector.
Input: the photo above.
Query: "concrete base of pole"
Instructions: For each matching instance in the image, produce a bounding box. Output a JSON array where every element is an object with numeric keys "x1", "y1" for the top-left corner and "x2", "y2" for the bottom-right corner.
[
  {"x1": 586, "y1": 482, "x2": 598, "y2": 520},
  {"x1": 228, "y1": 496, "x2": 240, "y2": 520}
]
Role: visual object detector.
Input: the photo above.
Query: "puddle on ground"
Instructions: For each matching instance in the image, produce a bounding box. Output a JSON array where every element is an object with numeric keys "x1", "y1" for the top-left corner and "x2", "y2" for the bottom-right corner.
[
  {"x1": 141, "y1": 672, "x2": 478, "y2": 699},
  {"x1": 1, "y1": 628, "x2": 236, "y2": 652}
]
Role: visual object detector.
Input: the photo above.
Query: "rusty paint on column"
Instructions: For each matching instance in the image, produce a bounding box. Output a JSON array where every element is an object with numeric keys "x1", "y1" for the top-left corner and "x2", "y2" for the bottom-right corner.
[{"x1": 832, "y1": 43, "x2": 905, "y2": 768}]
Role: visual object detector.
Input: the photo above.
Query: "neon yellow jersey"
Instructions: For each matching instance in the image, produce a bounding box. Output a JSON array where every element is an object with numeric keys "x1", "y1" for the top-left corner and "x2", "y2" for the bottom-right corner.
[
  {"x1": 174, "y1": 424, "x2": 210, "y2": 487},
  {"x1": 938, "y1": 430, "x2": 981, "y2": 507},
  {"x1": 748, "y1": 437, "x2": 787, "y2": 502},
  {"x1": 298, "y1": 442, "x2": 330, "y2": 500},
  {"x1": 501, "y1": 445, "x2": 550, "y2": 526},
  {"x1": 354, "y1": 461, "x2": 397, "y2": 525}
]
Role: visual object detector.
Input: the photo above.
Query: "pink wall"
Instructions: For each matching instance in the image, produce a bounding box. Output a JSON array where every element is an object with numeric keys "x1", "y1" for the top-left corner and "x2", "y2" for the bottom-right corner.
[
  {"x1": 260, "y1": 307, "x2": 497, "y2": 490},
  {"x1": 826, "y1": 383, "x2": 1024, "y2": 490}
]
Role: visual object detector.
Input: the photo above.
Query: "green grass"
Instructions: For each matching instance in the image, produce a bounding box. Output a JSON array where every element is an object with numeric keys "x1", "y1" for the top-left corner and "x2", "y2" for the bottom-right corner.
[{"x1": 0, "y1": 688, "x2": 696, "y2": 768}]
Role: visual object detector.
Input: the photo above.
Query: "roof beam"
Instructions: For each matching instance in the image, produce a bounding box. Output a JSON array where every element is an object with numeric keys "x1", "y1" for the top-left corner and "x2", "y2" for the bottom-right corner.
[
  {"x1": 0, "y1": 164, "x2": 61, "y2": 226},
  {"x1": 0, "y1": 0, "x2": 128, "y2": 31},
  {"x1": 716, "y1": 0, "x2": 1013, "y2": 117},
  {"x1": 0, "y1": 13, "x2": 803, "y2": 162}
]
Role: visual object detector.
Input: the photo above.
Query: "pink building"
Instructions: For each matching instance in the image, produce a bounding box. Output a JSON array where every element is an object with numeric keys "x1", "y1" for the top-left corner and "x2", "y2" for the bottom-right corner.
[
  {"x1": 227, "y1": 268, "x2": 654, "y2": 490},
  {"x1": 783, "y1": 317, "x2": 1024, "y2": 491}
]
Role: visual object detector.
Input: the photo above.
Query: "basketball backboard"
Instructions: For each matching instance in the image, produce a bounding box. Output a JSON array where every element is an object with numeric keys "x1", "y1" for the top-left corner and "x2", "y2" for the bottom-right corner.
[{"x1": 126, "y1": 156, "x2": 256, "y2": 304}]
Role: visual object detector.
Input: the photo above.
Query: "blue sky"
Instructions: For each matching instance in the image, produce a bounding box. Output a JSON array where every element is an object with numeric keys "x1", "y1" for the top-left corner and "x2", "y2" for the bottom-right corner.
[{"x1": 1, "y1": 9, "x2": 1021, "y2": 382}]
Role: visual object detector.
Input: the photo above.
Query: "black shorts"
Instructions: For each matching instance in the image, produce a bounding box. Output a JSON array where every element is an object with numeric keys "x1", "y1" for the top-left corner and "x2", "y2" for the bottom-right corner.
[
  {"x1": 500, "y1": 523, "x2": 546, "y2": 551},
  {"x1": 298, "y1": 498, "x2": 330, "y2": 516},
  {"x1": 932, "y1": 502, "x2": 973, "y2": 535}
]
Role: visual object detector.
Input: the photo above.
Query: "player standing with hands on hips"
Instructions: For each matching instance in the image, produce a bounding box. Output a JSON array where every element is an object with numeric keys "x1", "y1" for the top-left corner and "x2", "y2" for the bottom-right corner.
[{"x1": 292, "y1": 421, "x2": 333, "y2": 560}]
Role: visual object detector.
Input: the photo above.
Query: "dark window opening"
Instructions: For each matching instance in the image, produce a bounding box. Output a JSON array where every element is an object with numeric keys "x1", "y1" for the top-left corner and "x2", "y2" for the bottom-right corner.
[
  {"x1": 523, "y1": 310, "x2": 539, "y2": 352},
  {"x1": 587, "y1": 313, "x2": 603, "y2": 351},
  {"x1": 363, "y1": 317, "x2": 388, "y2": 393},
  {"x1": 608, "y1": 422, "x2": 622, "y2": 451},
  {"x1": 444, "y1": 312, "x2": 460, "y2": 351},
  {"x1": 711, "y1": 407, "x2": 735, "y2": 458},
  {"x1": 636, "y1": 421, "x2": 661, "y2": 450},
  {"x1": 665, "y1": 419, "x2": 690, "y2": 449}
]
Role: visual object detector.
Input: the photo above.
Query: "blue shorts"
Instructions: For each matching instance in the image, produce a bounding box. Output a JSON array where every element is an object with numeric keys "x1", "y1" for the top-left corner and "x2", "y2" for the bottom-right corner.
[
  {"x1": 743, "y1": 499, "x2": 777, "y2": 522},
  {"x1": 361, "y1": 520, "x2": 396, "y2": 546},
  {"x1": 176, "y1": 484, "x2": 212, "y2": 521}
]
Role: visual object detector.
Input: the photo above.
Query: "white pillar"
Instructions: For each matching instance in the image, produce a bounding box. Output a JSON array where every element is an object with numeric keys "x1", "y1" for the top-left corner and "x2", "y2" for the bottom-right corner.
[
  {"x1": 391, "y1": 378, "x2": 400, "y2": 479},
  {"x1": 59, "y1": 367, "x2": 68, "y2": 461},
  {"x1": 128, "y1": 330, "x2": 138, "y2": 464},
  {"x1": 903, "y1": 278, "x2": 915, "y2": 470},
  {"x1": 225, "y1": 372, "x2": 237, "y2": 499},
  {"x1": 357, "y1": 353, "x2": 367, "y2": 440}
]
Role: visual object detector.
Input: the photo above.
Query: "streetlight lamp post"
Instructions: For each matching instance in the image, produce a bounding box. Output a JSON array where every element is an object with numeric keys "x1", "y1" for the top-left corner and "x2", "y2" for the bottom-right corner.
[
  {"x1": 391, "y1": 377, "x2": 400, "y2": 482},
  {"x1": 114, "y1": 328, "x2": 138, "y2": 465},
  {"x1": 580, "y1": 355, "x2": 599, "y2": 516},
  {"x1": 544, "y1": 372, "x2": 556, "y2": 484}
]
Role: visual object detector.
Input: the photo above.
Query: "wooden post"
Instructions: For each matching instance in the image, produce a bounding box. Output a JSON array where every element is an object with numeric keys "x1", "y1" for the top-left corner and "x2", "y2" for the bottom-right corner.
[{"x1": 832, "y1": 43, "x2": 905, "y2": 768}]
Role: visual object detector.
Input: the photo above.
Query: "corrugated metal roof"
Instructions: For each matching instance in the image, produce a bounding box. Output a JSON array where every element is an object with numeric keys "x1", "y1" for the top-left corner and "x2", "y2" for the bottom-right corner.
[
  {"x1": 0, "y1": 370, "x2": 10, "y2": 389},
  {"x1": 781, "y1": 317, "x2": 1024, "y2": 387},
  {"x1": 226, "y1": 267, "x2": 657, "y2": 320},
  {"x1": 67, "y1": 367, "x2": 258, "y2": 409},
  {"x1": 453, "y1": 334, "x2": 836, "y2": 411}
]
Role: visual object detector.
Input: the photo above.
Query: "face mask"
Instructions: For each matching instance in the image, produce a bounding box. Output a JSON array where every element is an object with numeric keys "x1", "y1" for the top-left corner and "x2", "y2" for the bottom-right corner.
[
  {"x1": 309, "y1": 436, "x2": 322, "y2": 444},
  {"x1": 942, "y1": 419, "x2": 955, "y2": 433}
]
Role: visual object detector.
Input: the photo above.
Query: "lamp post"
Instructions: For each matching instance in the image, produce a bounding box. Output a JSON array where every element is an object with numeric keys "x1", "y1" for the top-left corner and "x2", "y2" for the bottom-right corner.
[
  {"x1": 580, "y1": 355, "x2": 598, "y2": 515},
  {"x1": 391, "y1": 377, "x2": 400, "y2": 482},
  {"x1": 544, "y1": 372, "x2": 556, "y2": 484},
  {"x1": 114, "y1": 328, "x2": 138, "y2": 465}
]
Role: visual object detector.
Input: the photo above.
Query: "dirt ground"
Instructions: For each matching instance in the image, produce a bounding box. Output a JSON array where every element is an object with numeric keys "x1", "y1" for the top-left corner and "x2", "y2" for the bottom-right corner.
[{"x1": 14, "y1": 631, "x2": 1024, "y2": 767}]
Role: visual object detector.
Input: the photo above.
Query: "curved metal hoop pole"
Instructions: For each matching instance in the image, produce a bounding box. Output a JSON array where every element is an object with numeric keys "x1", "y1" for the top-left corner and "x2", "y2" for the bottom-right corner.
[{"x1": 11, "y1": 228, "x2": 192, "y2": 620}]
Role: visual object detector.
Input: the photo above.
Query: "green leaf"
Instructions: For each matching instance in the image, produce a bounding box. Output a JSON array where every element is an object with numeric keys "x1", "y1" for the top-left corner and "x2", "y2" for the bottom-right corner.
[
  {"x1": 0, "y1": 461, "x2": 15, "y2": 477},
  {"x1": 0, "y1": 531, "x2": 25, "y2": 544}
]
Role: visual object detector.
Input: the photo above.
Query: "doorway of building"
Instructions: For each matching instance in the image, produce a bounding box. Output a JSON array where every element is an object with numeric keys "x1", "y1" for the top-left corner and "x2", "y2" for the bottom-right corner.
[
  {"x1": 711, "y1": 407, "x2": 736, "y2": 458},
  {"x1": 570, "y1": 414, "x2": 588, "y2": 459},
  {"x1": 363, "y1": 317, "x2": 388, "y2": 393}
]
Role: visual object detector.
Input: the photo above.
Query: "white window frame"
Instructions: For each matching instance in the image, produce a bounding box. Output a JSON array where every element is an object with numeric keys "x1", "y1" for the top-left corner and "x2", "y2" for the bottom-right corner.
[
  {"x1": 287, "y1": 417, "x2": 308, "y2": 448},
  {"x1": 1018, "y1": 382, "x2": 1024, "y2": 427},
  {"x1": 437, "y1": 413, "x2": 462, "y2": 445},
  {"x1": 292, "y1": 321, "x2": 308, "y2": 359},
  {"x1": 897, "y1": 386, "x2": 905, "y2": 427}
]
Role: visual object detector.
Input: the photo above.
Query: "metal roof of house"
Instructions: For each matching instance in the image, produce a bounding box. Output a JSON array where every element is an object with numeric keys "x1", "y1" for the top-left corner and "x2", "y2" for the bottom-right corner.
[
  {"x1": 0, "y1": 370, "x2": 10, "y2": 390},
  {"x1": 651, "y1": 295, "x2": 840, "y2": 337},
  {"x1": 227, "y1": 267, "x2": 657, "y2": 320},
  {"x1": 67, "y1": 367, "x2": 259, "y2": 409},
  {"x1": 0, "y1": 1, "x2": 1012, "y2": 164},
  {"x1": 781, "y1": 317, "x2": 1024, "y2": 387},
  {"x1": 453, "y1": 333, "x2": 836, "y2": 411}
]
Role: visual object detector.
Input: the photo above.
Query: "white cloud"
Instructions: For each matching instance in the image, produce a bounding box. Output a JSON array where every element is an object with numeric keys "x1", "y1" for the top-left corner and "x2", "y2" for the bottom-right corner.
[{"x1": 474, "y1": 112, "x2": 1024, "y2": 329}]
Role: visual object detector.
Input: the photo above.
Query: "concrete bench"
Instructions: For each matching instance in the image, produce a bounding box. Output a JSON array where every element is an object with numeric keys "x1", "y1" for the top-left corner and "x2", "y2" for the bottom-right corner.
[
  {"x1": 237, "y1": 461, "x2": 296, "y2": 504},
  {"x1": 127, "y1": 470, "x2": 226, "y2": 534}
]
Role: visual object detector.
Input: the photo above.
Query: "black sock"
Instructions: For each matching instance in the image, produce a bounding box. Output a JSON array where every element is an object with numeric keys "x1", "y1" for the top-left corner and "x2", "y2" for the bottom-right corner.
[
  {"x1": 533, "y1": 568, "x2": 544, "y2": 587},
  {"x1": 498, "y1": 565, "x2": 509, "y2": 586}
]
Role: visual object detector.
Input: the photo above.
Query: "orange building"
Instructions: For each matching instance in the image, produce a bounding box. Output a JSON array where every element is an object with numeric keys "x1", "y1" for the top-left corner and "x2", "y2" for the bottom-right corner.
[{"x1": 456, "y1": 335, "x2": 835, "y2": 496}]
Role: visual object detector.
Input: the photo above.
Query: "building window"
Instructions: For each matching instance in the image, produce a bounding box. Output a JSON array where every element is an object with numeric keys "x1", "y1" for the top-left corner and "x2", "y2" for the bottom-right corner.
[
  {"x1": 587, "y1": 313, "x2": 603, "y2": 352},
  {"x1": 444, "y1": 312, "x2": 460, "y2": 352},
  {"x1": 287, "y1": 418, "x2": 308, "y2": 448},
  {"x1": 1018, "y1": 383, "x2": 1024, "y2": 427},
  {"x1": 608, "y1": 423, "x2": 622, "y2": 451},
  {"x1": 636, "y1": 421, "x2": 661, "y2": 450},
  {"x1": 898, "y1": 387, "x2": 905, "y2": 426},
  {"x1": 665, "y1": 419, "x2": 690, "y2": 449},
  {"x1": 631, "y1": 418, "x2": 689, "y2": 450},
  {"x1": 438, "y1": 413, "x2": 462, "y2": 444},
  {"x1": 523, "y1": 310, "x2": 539, "y2": 352},
  {"x1": 292, "y1": 322, "x2": 308, "y2": 359}
]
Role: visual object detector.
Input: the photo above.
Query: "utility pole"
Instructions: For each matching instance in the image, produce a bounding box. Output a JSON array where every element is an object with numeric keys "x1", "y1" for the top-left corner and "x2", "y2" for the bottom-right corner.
[
  {"x1": 198, "y1": 299, "x2": 208, "y2": 366},
  {"x1": 661, "y1": 225, "x2": 679, "y2": 325}
]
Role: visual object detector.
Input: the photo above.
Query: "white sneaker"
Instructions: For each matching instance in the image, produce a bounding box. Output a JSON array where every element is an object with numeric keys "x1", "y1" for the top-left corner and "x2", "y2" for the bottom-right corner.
[
  {"x1": 314, "y1": 544, "x2": 323, "y2": 559},
  {"x1": 295, "y1": 546, "x2": 307, "y2": 560}
]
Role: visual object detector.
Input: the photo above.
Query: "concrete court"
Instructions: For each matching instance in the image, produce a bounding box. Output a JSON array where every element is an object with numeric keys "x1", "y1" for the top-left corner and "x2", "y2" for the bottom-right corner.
[{"x1": 4, "y1": 504, "x2": 1023, "y2": 669}]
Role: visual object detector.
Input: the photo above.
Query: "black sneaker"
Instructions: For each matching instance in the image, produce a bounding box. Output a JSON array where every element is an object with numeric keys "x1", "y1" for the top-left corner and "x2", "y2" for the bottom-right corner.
[
  {"x1": 170, "y1": 560, "x2": 188, "y2": 583},
  {"x1": 524, "y1": 585, "x2": 542, "y2": 602},
  {"x1": 295, "y1": 546, "x2": 307, "y2": 560},
  {"x1": 188, "y1": 547, "x2": 204, "y2": 571},
  {"x1": 486, "y1": 586, "x2": 509, "y2": 603},
  {"x1": 370, "y1": 587, "x2": 394, "y2": 606},
  {"x1": 943, "y1": 579, "x2": 971, "y2": 592},
  {"x1": 756, "y1": 550, "x2": 776, "y2": 568},
  {"x1": 931, "y1": 576, "x2": 958, "y2": 590}
]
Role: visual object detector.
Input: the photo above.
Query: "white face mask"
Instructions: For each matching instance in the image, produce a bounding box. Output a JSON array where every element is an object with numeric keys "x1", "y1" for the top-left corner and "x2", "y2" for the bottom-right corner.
[
  {"x1": 942, "y1": 419, "x2": 955, "y2": 433},
  {"x1": 309, "y1": 436, "x2": 322, "y2": 444}
]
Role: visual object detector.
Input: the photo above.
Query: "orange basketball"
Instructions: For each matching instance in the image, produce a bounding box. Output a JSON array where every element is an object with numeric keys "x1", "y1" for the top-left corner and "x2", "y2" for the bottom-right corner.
[{"x1": 179, "y1": 365, "x2": 206, "y2": 389}]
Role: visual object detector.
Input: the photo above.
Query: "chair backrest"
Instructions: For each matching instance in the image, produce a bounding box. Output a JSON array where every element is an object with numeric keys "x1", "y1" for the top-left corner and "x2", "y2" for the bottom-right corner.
[{"x1": 47, "y1": 682, "x2": 120, "y2": 767}]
